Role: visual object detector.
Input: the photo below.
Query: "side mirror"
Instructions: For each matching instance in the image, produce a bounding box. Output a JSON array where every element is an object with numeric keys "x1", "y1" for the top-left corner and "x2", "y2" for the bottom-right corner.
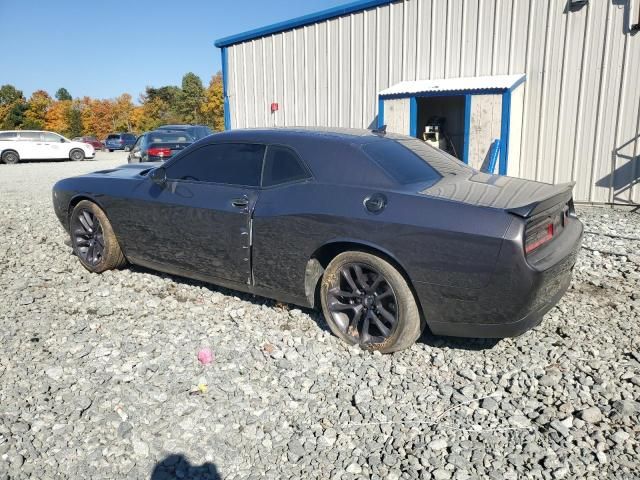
[
  {"x1": 60, "y1": 138, "x2": 65, "y2": 143},
  {"x1": 150, "y1": 167, "x2": 167, "y2": 186}
]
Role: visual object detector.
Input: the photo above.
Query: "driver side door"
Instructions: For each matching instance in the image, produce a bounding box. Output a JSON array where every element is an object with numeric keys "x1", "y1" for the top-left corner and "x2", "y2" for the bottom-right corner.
[{"x1": 124, "y1": 142, "x2": 266, "y2": 286}]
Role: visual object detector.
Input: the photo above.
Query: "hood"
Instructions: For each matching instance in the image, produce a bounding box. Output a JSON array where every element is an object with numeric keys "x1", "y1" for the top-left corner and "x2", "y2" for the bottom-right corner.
[
  {"x1": 88, "y1": 162, "x2": 157, "y2": 179},
  {"x1": 421, "y1": 171, "x2": 575, "y2": 217}
]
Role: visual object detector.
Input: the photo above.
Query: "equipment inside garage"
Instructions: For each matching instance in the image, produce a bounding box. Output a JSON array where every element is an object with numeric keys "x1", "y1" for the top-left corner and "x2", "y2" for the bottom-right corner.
[{"x1": 379, "y1": 74, "x2": 526, "y2": 176}]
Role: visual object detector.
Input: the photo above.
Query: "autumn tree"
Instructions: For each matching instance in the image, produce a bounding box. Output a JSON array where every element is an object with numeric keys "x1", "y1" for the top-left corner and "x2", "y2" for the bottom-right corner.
[
  {"x1": 201, "y1": 72, "x2": 224, "y2": 131},
  {"x1": 45, "y1": 100, "x2": 71, "y2": 134},
  {"x1": 112, "y1": 94, "x2": 134, "y2": 131},
  {"x1": 23, "y1": 90, "x2": 52, "y2": 129},
  {"x1": 55, "y1": 88, "x2": 72, "y2": 101}
]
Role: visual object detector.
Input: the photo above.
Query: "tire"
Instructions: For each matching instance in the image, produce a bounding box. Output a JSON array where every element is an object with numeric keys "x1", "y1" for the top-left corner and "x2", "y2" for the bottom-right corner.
[
  {"x1": 70, "y1": 200, "x2": 126, "y2": 273},
  {"x1": 108, "y1": 149, "x2": 113, "y2": 152},
  {"x1": 320, "y1": 251, "x2": 423, "y2": 353},
  {"x1": 70, "y1": 149, "x2": 84, "y2": 162},
  {"x1": 2, "y1": 150, "x2": 20, "y2": 164}
]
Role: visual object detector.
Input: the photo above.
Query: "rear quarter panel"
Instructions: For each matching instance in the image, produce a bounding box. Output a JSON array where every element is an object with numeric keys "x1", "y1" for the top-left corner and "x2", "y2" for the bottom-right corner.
[{"x1": 252, "y1": 183, "x2": 513, "y2": 301}]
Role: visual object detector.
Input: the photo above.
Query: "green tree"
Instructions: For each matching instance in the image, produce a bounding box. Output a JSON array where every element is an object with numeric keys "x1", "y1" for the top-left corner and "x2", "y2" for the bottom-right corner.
[
  {"x1": 55, "y1": 87, "x2": 72, "y2": 101},
  {"x1": 140, "y1": 85, "x2": 182, "y2": 127},
  {"x1": 0, "y1": 84, "x2": 26, "y2": 129},
  {"x1": 178, "y1": 72, "x2": 204, "y2": 123},
  {"x1": 67, "y1": 101, "x2": 84, "y2": 138}
]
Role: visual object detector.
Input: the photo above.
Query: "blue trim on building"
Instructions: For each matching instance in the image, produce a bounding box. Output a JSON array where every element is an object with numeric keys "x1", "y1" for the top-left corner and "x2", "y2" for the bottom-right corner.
[
  {"x1": 463, "y1": 94, "x2": 471, "y2": 164},
  {"x1": 499, "y1": 90, "x2": 511, "y2": 175},
  {"x1": 379, "y1": 88, "x2": 507, "y2": 100},
  {"x1": 509, "y1": 74, "x2": 527, "y2": 92},
  {"x1": 215, "y1": 0, "x2": 396, "y2": 47},
  {"x1": 221, "y1": 47, "x2": 231, "y2": 130},
  {"x1": 377, "y1": 97, "x2": 385, "y2": 128},
  {"x1": 409, "y1": 97, "x2": 418, "y2": 137}
]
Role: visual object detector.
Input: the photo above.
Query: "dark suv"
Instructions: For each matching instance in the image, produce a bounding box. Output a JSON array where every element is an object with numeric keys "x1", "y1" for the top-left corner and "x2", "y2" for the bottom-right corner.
[
  {"x1": 105, "y1": 133, "x2": 137, "y2": 152},
  {"x1": 157, "y1": 124, "x2": 212, "y2": 141}
]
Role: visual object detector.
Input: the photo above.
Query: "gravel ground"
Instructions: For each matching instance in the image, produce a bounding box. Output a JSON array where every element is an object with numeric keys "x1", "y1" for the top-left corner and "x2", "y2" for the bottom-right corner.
[{"x1": 1, "y1": 155, "x2": 639, "y2": 480}]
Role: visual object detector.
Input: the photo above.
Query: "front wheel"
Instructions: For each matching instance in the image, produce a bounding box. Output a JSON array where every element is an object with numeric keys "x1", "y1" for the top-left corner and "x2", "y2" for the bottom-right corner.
[
  {"x1": 320, "y1": 251, "x2": 423, "y2": 353},
  {"x1": 70, "y1": 149, "x2": 85, "y2": 161},
  {"x1": 70, "y1": 200, "x2": 126, "y2": 273}
]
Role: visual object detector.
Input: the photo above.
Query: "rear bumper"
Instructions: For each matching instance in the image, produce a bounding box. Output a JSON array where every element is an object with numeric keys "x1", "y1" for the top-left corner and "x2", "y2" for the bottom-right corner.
[
  {"x1": 427, "y1": 272, "x2": 571, "y2": 337},
  {"x1": 418, "y1": 217, "x2": 583, "y2": 338}
]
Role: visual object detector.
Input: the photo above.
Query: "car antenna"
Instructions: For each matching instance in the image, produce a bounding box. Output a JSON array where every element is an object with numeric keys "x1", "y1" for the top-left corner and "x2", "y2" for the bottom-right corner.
[{"x1": 371, "y1": 124, "x2": 387, "y2": 135}]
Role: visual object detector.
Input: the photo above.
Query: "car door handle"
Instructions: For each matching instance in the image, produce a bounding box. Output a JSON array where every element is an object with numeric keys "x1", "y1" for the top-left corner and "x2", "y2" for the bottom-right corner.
[{"x1": 231, "y1": 196, "x2": 249, "y2": 208}]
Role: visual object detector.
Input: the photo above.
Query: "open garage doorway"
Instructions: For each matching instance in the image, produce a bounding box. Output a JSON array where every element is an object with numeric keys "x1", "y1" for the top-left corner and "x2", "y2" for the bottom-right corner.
[{"x1": 415, "y1": 96, "x2": 466, "y2": 162}]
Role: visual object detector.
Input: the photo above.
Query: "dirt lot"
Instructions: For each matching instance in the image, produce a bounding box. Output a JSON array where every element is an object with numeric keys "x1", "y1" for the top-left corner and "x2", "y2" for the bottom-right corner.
[{"x1": 0, "y1": 156, "x2": 638, "y2": 479}]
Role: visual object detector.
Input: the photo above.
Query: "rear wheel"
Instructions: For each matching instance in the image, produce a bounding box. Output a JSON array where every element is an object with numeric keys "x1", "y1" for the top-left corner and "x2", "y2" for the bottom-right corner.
[
  {"x1": 70, "y1": 149, "x2": 84, "y2": 161},
  {"x1": 320, "y1": 251, "x2": 423, "y2": 353},
  {"x1": 70, "y1": 200, "x2": 126, "y2": 273},
  {"x1": 2, "y1": 150, "x2": 20, "y2": 164}
]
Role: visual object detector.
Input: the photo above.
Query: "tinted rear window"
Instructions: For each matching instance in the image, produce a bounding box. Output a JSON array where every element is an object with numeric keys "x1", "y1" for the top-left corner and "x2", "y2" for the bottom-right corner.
[
  {"x1": 397, "y1": 138, "x2": 474, "y2": 177},
  {"x1": 107, "y1": 134, "x2": 120, "y2": 140},
  {"x1": 147, "y1": 132, "x2": 193, "y2": 143},
  {"x1": 362, "y1": 140, "x2": 440, "y2": 185}
]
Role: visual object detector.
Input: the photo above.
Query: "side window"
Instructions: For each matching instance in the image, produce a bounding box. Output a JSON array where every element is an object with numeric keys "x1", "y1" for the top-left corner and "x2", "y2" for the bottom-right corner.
[
  {"x1": 166, "y1": 143, "x2": 265, "y2": 187},
  {"x1": 42, "y1": 132, "x2": 62, "y2": 142},
  {"x1": 0, "y1": 132, "x2": 17, "y2": 140},
  {"x1": 262, "y1": 145, "x2": 310, "y2": 187},
  {"x1": 19, "y1": 132, "x2": 42, "y2": 141}
]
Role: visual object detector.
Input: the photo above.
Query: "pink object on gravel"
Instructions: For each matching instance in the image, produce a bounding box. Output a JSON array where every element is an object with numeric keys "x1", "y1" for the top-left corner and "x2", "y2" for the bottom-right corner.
[{"x1": 197, "y1": 348, "x2": 214, "y2": 365}]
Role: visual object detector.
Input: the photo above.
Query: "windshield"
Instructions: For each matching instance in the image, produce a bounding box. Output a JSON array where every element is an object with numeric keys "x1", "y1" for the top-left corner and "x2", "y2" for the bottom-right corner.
[{"x1": 147, "y1": 132, "x2": 193, "y2": 143}]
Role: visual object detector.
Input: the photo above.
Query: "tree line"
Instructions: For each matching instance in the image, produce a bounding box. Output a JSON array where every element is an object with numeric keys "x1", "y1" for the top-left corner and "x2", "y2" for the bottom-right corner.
[{"x1": 0, "y1": 72, "x2": 224, "y2": 140}]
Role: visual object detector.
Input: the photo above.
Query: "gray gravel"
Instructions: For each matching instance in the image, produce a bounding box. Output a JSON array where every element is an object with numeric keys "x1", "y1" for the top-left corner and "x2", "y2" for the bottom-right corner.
[{"x1": 1, "y1": 155, "x2": 639, "y2": 479}]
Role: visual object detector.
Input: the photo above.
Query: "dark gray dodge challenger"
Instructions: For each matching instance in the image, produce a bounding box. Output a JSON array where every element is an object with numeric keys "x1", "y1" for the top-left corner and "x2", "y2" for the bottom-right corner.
[{"x1": 52, "y1": 128, "x2": 583, "y2": 353}]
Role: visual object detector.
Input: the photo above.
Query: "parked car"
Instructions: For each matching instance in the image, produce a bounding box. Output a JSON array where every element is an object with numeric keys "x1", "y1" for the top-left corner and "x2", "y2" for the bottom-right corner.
[
  {"x1": 1, "y1": 130, "x2": 94, "y2": 164},
  {"x1": 157, "y1": 124, "x2": 212, "y2": 141},
  {"x1": 128, "y1": 130, "x2": 194, "y2": 163},
  {"x1": 72, "y1": 136, "x2": 105, "y2": 151},
  {"x1": 52, "y1": 128, "x2": 583, "y2": 353},
  {"x1": 104, "y1": 133, "x2": 137, "y2": 152}
]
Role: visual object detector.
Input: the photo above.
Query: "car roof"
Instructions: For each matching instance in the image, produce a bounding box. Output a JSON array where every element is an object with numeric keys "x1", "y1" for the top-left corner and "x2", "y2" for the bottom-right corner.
[{"x1": 203, "y1": 127, "x2": 415, "y2": 188}]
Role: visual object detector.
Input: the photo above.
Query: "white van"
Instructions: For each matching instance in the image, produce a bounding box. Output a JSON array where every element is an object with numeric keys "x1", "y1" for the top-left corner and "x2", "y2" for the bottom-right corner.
[{"x1": 0, "y1": 130, "x2": 95, "y2": 164}]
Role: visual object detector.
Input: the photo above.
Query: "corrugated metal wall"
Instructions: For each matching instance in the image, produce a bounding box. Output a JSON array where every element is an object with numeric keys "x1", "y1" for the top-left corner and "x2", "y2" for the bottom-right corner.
[{"x1": 225, "y1": 0, "x2": 640, "y2": 204}]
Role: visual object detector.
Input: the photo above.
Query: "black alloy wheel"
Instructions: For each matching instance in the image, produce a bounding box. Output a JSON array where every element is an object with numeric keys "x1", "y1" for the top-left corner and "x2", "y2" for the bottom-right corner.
[
  {"x1": 72, "y1": 209, "x2": 105, "y2": 266},
  {"x1": 326, "y1": 262, "x2": 399, "y2": 345}
]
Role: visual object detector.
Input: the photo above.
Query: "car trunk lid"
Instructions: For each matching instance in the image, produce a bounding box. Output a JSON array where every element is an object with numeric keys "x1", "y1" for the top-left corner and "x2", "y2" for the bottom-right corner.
[{"x1": 420, "y1": 171, "x2": 574, "y2": 216}]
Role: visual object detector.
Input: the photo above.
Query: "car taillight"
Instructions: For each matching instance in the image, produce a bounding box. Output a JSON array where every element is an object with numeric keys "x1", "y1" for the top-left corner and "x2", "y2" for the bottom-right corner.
[
  {"x1": 525, "y1": 221, "x2": 555, "y2": 254},
  {"x1": 148, "y1": 147, "x2": 171, "y2": 157}
]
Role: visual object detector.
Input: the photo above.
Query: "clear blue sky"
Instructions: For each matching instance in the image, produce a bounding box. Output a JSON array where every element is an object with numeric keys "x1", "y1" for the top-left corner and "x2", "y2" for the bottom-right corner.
[{"x1": 0, "y1": 0, "x2": 347, "y2": 101}]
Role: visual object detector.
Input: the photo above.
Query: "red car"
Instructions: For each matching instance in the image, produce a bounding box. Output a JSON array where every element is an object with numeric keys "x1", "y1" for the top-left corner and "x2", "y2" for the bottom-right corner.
[{"x1": 72, "y1": 136, "x2": 105, "y2": 151}]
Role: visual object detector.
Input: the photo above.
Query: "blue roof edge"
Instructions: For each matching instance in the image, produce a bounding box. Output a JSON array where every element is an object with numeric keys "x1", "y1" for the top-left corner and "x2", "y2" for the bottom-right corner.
[{"x1": 214, "y1": 0, "x2": 396, "y2": 48}]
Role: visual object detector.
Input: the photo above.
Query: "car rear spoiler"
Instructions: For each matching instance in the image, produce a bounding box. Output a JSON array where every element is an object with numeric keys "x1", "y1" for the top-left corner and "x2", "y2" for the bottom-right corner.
[{"x1": 507, "y1": 182, "x2": 575, "y2": 218}]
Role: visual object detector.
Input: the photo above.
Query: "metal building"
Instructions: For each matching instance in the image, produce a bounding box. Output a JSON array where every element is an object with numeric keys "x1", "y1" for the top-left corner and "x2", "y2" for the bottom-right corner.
[{"x1": 215, "y1": 0, "x2": 640, "y2": 204}]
